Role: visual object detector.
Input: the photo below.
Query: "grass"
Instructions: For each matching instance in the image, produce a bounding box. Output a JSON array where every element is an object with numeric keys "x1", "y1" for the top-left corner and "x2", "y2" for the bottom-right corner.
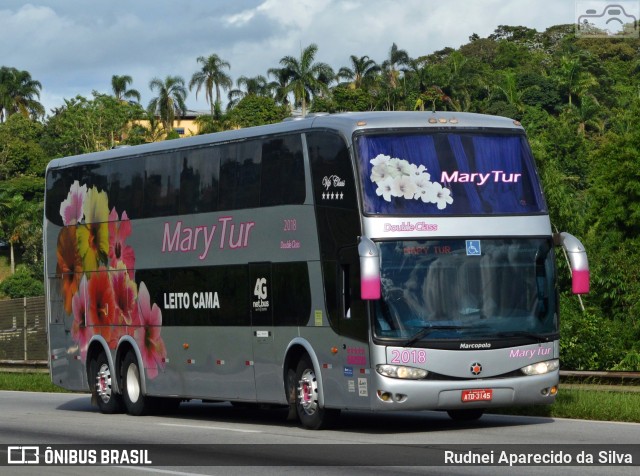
[
  {"x1": 0, "y1": 371, "x2": 71, "y2": 393},
  {"x1": 1, "y1": 372, "x2": 639, "y2": 423},
  {"x1": 477, "y1": 386, "x2": 640, "y2": 423}
]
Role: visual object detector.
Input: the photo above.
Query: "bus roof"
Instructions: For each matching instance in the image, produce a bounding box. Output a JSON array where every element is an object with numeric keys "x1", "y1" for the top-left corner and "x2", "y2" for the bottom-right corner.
[{"x1": 46, "y1": 111, "x2": 524, "y2": 171}]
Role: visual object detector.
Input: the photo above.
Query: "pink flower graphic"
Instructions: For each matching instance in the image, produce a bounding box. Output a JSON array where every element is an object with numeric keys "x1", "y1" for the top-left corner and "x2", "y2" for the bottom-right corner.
[
  {"x1": 59, "y1": 180, "x2": 87, "y2": 225},
  {"x1": 134, "y1": 282, "x2": 166, "y2": 379},
  {"x1": 110, "y1": 266, "x2": 139, "y2": 326},
  {"x1": 71, "y1": 276, "x2": 92, "y2": 360},
  {"x1": 59, "y1": 181, "x2": 166, "y2": 380},
  {"x1": 108, "y1": 208, "x2": 135, "y2": 277},
  {"x1": 87, "y1": 267, "x2": 118, "y2": 348}
]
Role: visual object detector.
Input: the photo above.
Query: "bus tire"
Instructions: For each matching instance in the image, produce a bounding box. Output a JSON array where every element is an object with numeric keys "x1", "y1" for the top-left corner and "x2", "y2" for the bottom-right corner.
[
  {"x1": 92, "y1": 353, "x2": 123, "y2": 414},
  {"x1": 446, "y1": 408, "x2": 485, "y2": 421},
  {"x1": 121, "y1": 352, "x2": 149, "y2": 416},
  {"x1": 295, "y1": 355, "x2": 338, "y2": 430}
]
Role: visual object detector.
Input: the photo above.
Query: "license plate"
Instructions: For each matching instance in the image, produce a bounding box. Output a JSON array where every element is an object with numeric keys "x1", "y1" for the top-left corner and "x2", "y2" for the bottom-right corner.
[{"x1": 461, "y1": 389, "x2": 493, "y2": 402}]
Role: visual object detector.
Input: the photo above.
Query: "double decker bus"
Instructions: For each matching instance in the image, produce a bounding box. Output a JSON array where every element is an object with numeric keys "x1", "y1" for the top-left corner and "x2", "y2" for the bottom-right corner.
[{"x1": 44, "y1": 111, "x2": 589, "y2": 429}]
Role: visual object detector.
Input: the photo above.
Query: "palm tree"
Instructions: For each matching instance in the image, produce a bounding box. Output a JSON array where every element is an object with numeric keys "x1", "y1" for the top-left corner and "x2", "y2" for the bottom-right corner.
[
  {"x1": 555, "y1": 54, "x2": 599, "y2": 107},
  {"x1": 189, "y1": 54, "x2": 233, "y2": 117},
  {"x1": 147, "y1": 75, "x2": 188, "y2": 132},
  {"x1": 496, "y1": 70, "x2": 525, "y2": 113},
  {"x1": 381, "y1": 43, "x2": 410, "y2": 89},
  {"x1": 278, "y1": 43, "x2": 334, "y2": 116},
  {"x1": 337, "y1": 55, "x2": 380, "y2": 89},
  {"x1": 0, "y1": 67, "x2": 44, "y2": 122},
  {"x1": 267, "y1": 67, "x2": 292, "y2": 106},
  {"x1": 111, "y1": 75, "x2": 141, "y2": 103},
  {"x1": 0, "y1": 192, "x2": 31, "y2": 274},
  {"x1": 227, "y1": 75, "x2": 270, "y2": 109},
  {"x1": 379, "y1": 43, "x2": 410, "y2": 110}
]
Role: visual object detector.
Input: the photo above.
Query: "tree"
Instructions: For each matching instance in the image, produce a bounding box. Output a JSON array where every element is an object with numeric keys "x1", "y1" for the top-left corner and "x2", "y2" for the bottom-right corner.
[
  {"x1": 227, "y1": 95, "x2": 289, "y2": 128},
  {"x1": 123, "y1": 107, "x2": 166, "y2": 144},
  {"x1": 189, "y1": 54, "x2": 233, "y2": 117},
  {"x1": 554, "y1": 54, "x2": 599, "y2": 106},
  {"x1": 337, "y1": 55, "x2": 380, "y2": 90},
  {"x1": 332, "y1": 85, "x2": 373, "y2": 112},
  {"x1": 495, "y1": 70, "x2": 525, "y2": 113},
  {"x1": 0, "y1": 67, "x2": 44, "y2": 122},
  {"x1": 0, "y1": 114, "x2": 48, "y2": 180},
  {"x1": 0, "y1": 192, "x2": 31, "y2": 274},
  {"x1": 227, "y1": 75, "x2": 270, "y2": 109},
  {"x1": 266, "y1": 67, "x2": 292, "y2": 107},
  {"x1": 43, "y1": 92, "x2": 142, "y2": 155},
  {"x1": 111, "y1": 75, "x2": 141, "y2": 103},
  {"x1": 278, "y1": 43, "x2": 334, "y2": 116},
  {"x1": 379, "y1": 43, "x2": 410, "y2": 110},
  {"x1": 381, "y1": 43, "x2": 410, "y2": 90},
  {"x1": 148, "y1": 76, "x2": 187, "y2": 132}
]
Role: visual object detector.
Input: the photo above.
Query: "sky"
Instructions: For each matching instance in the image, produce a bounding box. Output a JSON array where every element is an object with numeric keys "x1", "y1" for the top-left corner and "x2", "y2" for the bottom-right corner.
[{"x1": 0, "y1": 0, "x2": 588, "y2": 116}]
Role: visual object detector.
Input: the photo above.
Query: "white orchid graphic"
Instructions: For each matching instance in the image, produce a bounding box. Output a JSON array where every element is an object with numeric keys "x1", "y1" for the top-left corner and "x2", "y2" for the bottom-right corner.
[{"x1": 369, "y1": 154, "x2": 453, "y2": 209}]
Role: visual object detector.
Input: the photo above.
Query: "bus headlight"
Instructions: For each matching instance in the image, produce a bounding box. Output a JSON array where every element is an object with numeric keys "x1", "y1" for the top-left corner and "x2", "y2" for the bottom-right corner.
[
  {"x1": 376, "y1": 364, "x2": 428, "y2": 380},
  {"x1": 521, "y1": 359, "x2": 559, "y2": 376}
]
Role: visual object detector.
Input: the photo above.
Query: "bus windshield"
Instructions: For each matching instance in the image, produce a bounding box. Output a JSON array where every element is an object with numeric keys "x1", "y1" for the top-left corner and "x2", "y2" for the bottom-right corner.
[
  {"x1": 373, "y1": 238, "x2": 557, "y2": 342},
  {"x1": 356, "y1": 132, "x2": 546, "y2": 216}
]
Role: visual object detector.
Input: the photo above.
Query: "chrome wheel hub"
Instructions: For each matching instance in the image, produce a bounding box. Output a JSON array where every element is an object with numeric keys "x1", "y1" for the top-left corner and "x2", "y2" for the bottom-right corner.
[
  {"x1": 297, "y1": 368, "x2": 318, "y2": 416},
  {"x1": 96, "y1": 363, "x2": 113, "y2": 403}
]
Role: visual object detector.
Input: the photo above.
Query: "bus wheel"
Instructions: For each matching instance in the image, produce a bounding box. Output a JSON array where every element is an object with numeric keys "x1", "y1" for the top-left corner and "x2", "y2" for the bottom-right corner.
[
  {"x1": 295, "y1": 356, "x2": 338, "y2": 430},
  {"x1": 121, "y1": 352, "x2": 149, "y2": 416},
  {"x1": 92, "y1": 353, "x2": 123, "y2": 414},
  {"x1": 446, "y1": 409, "x2": 485, "y2": 421}
]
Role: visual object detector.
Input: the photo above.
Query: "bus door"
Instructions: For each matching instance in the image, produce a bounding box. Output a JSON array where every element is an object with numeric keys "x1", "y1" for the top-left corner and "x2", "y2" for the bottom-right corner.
[
  {"x1": 249, "y1": 263, "x2": 279, "y2": 402},
  {"x1": 337, "y1": 246, "x2": 371, "y2": 408}
]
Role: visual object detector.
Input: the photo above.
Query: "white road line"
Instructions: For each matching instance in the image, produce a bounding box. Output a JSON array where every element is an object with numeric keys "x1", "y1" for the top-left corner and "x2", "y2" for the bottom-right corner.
[{"x1": 157, "y1": 422, "x2": 262, "y2": 433}]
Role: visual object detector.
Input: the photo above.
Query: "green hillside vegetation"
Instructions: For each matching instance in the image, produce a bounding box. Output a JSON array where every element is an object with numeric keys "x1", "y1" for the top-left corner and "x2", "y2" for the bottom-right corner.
[{"x1": 1, "y1": 24, "x2": 639, "y2": 371}]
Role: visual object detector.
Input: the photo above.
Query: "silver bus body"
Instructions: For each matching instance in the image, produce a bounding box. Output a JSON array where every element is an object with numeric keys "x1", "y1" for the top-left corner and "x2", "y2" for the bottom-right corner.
[{"x1": 44, "y1": 111, "x2": 588, "y2": 428}]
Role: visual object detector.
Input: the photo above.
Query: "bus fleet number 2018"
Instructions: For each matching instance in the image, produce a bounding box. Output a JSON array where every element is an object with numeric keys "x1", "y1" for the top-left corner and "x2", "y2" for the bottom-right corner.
[{"x1": 390, "y1": 349, "x2": 427, "y2": 364}]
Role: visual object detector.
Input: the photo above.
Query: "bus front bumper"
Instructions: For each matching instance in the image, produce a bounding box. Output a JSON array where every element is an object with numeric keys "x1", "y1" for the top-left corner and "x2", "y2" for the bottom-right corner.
[{"x1": 369, "y1": 371, "x2": 559, "y2": 411}]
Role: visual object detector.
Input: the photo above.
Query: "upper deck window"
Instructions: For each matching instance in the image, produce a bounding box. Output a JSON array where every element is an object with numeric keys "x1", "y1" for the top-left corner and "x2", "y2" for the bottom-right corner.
[{"x1": 355, "y1": 131, "x2": 546, "y2": 216}]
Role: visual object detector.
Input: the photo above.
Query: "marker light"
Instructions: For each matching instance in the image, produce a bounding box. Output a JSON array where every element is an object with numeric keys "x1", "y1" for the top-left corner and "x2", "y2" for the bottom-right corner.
[
  {"x1": 376, "y1": 364, "x2": 428, "y2": 380},
  {"x1": 521, "y1": 359, "x2": 559, "y2": 376}
]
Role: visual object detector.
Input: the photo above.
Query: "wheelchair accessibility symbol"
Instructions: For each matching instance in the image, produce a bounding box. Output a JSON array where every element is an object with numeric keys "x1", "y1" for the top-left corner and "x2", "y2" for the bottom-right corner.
[{"x1": 466, "y1": 240, "x2": 481, "y2": 256}]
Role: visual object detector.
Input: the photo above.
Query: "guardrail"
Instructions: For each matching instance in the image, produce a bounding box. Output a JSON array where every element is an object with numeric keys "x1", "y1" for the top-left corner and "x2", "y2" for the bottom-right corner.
[
  {"x1": 560, "y1": 370, "x2": 640, "y2": 385},
  {"x1": 0, "y1": 359, "x2": 48, "y2": 373}
]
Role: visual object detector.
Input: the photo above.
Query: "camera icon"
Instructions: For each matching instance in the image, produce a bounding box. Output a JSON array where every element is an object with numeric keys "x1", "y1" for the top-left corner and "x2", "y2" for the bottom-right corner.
[{"x1": 576, "y1": 1, "x2": 639, "y2": 37}]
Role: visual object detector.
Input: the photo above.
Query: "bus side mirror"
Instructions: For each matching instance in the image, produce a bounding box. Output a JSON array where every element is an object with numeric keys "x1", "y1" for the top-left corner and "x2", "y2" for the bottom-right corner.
[
  {"x1": 358, "y1": 236, "x2": 381, "y2": 300},
  {"x1": 554, "y1": 232, "x2": 589, "y2": 294}
]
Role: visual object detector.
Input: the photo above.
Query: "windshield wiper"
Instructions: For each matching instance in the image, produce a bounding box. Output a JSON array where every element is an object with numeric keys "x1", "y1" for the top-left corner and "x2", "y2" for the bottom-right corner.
[
  {"x1": 403, "y1": 325, "x2": 468, "y2": 347},
  {"x1": 495, "y1": 331, "x2": 555, "y2": 342}
]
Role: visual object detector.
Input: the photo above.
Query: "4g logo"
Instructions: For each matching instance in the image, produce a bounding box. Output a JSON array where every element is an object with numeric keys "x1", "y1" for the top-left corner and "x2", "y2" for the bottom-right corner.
[
  {"x1": 253, "y1": 278, "x2": 269, "y2": 311},
  {"x1": 254, "y1": 278, "x2": 268, "y2": 300}
]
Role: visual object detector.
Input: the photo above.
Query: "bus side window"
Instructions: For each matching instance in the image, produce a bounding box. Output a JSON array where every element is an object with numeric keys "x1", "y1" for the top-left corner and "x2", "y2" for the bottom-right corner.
[{"x1": 260, "y1": 135, "x2": 305, "y2": 206}]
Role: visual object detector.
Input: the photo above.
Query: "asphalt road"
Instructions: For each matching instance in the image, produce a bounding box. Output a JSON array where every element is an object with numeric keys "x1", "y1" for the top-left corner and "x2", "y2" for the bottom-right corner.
[{"x1": 0, "y1": 391, "x2": 638, "y2": 475}]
